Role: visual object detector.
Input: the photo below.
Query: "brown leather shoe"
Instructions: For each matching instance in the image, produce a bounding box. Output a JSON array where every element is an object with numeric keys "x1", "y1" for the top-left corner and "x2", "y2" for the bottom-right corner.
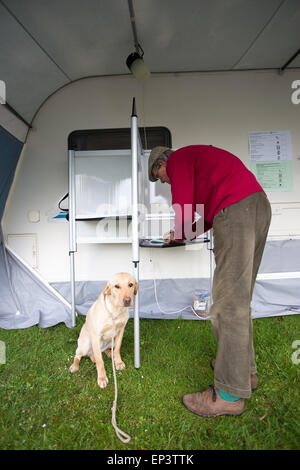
[
  {"x1": 182, "y1": 386, "x2": 244, "y2": 417},
  {"x1": 210, "y1": 359, "x2": 258, "y2": 391}
]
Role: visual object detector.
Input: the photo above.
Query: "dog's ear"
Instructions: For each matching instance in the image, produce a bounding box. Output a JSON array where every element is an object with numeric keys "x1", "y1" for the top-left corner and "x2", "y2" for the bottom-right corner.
[
  {"x1": 103, "y1": 281, "x2": 111, "y2": 297},
  {"x1": 134, "y1": 281, "x2": 139, "y2": 295}
]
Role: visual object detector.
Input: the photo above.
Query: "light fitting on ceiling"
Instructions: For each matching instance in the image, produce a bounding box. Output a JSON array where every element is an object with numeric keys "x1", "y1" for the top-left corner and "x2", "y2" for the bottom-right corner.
[
  {"x1": 126, "y1": 44, "x2": 150, "y2": 82},
  {"x1": 126, "y1": 0, "x2": 150, "y2": 82}
]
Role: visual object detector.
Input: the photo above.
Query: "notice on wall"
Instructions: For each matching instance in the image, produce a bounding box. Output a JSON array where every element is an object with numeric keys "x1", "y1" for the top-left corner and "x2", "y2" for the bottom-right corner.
[
  {"x1": 250, "y1": 161, "x2": 293, "y2": 192},
  {"x1": 248, "y1": 130, "x2": 293, "y2": 191},
  {"x1": 248, "y1": 130, "x2": 293, "y2": 162}
]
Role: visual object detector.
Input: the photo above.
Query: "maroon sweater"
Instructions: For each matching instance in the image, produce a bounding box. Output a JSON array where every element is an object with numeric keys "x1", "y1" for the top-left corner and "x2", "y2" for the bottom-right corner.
[{"x1": 166, "y1": 145, "x2": 264, "y2": 240}]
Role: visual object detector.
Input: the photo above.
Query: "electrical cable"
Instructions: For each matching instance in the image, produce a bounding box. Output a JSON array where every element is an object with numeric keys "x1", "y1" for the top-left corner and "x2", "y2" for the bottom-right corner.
[
  {"x1": 153, "y1": 277, "x2": 209, "y2": 319},
  {"x1": 150, "y1": 252, "x2": 210, "y2": 319}
]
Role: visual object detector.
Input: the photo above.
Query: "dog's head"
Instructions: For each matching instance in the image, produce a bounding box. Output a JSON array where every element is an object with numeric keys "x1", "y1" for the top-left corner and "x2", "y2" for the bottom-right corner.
[{"x1": 103, "y1": 272, "x2": 138, "y2": 307}]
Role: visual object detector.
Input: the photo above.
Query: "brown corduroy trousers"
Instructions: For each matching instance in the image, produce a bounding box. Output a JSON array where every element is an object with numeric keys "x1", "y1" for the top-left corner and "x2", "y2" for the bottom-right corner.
[{"x1": 210, "y1": 192, "x2": 272, "y2": 398}]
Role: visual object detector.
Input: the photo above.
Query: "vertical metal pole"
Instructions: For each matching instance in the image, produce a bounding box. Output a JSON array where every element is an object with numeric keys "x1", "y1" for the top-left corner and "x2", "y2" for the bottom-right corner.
[
  {"x1": 133, "y1": 262, "x2": 140, "y2": 368},
  {"x1": 68, "y1": 150, "x2": 77, "y2": 327},
  {"x1": 131, "y1": 98, "x2": 140, "y2": 369},
  {"x1": 209, "y1": 229, "x2": 215, "y2": 307},
  {"x1": 70, "y1": 252, "x2": 76, "y2": 327}
]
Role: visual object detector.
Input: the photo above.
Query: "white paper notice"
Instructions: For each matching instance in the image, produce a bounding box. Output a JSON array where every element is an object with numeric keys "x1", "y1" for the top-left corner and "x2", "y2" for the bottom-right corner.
[{"x1": 248, "y1": 130, "x2": 293, "y2": 162}]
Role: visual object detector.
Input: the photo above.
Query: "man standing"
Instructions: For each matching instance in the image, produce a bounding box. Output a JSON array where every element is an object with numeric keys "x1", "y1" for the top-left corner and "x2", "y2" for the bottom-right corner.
[{"x1": 148, "y1": 145, "x2": 272, "y2": 417}]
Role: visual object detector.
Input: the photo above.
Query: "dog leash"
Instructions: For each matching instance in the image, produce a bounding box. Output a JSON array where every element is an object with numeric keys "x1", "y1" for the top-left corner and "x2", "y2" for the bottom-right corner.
[{"x1": 105, "y1": 297, "x2": 131, "y2": 444}]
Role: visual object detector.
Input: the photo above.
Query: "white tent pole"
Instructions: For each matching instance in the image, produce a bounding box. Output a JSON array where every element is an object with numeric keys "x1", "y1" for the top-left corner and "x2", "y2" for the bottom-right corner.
[
  {"x1": 68, "y1": 150, "x2": 77, "y2": 327},
  {"x1": 209, "y1": 230, "x2": 214, "y2": 305},
  {"x1": 131, "y1": 98, "x2": 140, "y2": 369},
  {"x1": 69, "y1": 252, "x2": 76, "y2": 327},
  {"x1": 133, "y1": 262, "x2": 140, "y2": 368}
]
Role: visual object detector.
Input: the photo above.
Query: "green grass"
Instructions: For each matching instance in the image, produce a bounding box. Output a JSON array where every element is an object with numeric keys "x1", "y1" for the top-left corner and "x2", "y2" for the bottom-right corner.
[{"x1": 0, "y1": 315, "x2": 299, "y2": 450}]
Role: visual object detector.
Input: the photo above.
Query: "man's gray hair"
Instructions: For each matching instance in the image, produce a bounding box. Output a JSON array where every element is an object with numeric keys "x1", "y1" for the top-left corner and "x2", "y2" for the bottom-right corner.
[{"x1": 152, "y1": 149, "x2": 173, "y2": 171}]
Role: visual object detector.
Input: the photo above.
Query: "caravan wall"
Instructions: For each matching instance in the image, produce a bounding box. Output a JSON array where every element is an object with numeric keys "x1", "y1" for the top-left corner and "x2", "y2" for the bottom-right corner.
[{"x1": 2, "y1": 70, "x2": 300, "y2": 292}]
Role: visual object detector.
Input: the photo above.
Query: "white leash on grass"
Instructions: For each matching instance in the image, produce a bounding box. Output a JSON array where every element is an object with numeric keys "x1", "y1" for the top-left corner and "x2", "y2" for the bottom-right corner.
[{"x1": 105, "y1": 297, "x2": 131, "y2": 444}]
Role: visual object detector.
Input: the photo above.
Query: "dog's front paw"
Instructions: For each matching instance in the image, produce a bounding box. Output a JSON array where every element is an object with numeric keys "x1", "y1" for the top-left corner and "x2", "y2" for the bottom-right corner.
[
  {"x1": 98, "y1": 375, "x2": 109, "y2": 388},
  {"x1": 69, "y1": 364, "x2": 78, "y2": 373},
  {"x1": 116, "y1": 360, "x2": 126, "y2": 371}
]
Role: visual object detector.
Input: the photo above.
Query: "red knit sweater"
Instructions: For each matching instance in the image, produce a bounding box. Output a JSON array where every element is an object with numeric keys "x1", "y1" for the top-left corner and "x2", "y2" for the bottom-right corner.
[{"x1": 166, "y1": 145, "x2": 264, "y2": 240}]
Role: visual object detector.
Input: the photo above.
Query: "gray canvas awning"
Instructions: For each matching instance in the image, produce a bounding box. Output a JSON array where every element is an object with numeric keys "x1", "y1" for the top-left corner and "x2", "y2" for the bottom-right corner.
[{"x1": 0, "y1": 124, "x2": 72, "y2": 329}]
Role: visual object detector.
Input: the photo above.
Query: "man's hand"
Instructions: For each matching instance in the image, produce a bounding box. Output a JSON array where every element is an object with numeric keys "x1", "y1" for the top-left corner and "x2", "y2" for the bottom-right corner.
[{"x1": 163, "y1": 230, "x2": 175, "y2": 244}]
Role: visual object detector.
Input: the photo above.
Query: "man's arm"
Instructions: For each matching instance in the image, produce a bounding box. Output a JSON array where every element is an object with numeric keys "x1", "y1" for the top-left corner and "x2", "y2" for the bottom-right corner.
[{"x1": 167, "y1": 156, "x2": 196, "y2": 241}]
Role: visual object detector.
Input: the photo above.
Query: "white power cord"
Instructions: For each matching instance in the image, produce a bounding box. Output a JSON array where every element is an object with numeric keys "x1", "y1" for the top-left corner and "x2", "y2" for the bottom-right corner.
[
  {"x1": 153, "y1": 277, "x2": 209, "y2": 319},
  {"x1": 150, "y1": 254, "x2": 210, "y2": 319}
]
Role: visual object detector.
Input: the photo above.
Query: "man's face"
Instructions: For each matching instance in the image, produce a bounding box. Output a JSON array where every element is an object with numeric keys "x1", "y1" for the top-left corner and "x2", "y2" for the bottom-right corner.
[{"x1": 153, "y1": 161, "x2": 170, "y2": 184}]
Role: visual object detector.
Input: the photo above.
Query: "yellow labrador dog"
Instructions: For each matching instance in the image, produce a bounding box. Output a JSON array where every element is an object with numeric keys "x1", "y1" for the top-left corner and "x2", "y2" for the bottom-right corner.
[{"x1": 69, "y1": 272, "x2": 138, "y2": 388}]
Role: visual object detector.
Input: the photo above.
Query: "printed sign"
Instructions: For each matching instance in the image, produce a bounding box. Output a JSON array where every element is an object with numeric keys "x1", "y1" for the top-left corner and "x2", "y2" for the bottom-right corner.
[{"x1": 248, "y1": 130, "x2": 293, "y2": 162}]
